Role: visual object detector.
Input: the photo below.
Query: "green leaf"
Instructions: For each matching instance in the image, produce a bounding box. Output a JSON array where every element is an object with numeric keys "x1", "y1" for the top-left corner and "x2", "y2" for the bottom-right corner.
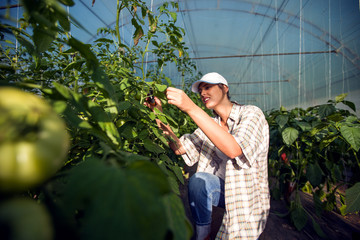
[
  {"x1": 33, "y1": 26, "x2": 56, "y2": 52},
  {"x1": 335, "y1": 93, "x2": 348, "y2": 103},
  {"x1": 68, "y1": 37, "x2": 98, "y2": 69},
  {"x1": 52, "y1": 100, "x2": 68, "y2": 114},
  {"x1": 55, "y1": 9, "x2": 71, "y2": 32},
  {"x1": 311, "y1": 217, "x2": 326, "y2": 238},
  {"x1": 169, "y1": 164, "x2": 185, "y2": 185},
  {"x1": 296, "y1": 121, "x2": 312, "y2": 132},
  {"x1": 306, "y1": 163, "x2": 323, "y2": 187},
  {"x1": 152, "y1": 40, "x2": 159, "y2": 47},
  {"x1": 310, "y1": 122, "x2": 328, "y2": 136},
  {"x1": 345, "y1": 116, "x2": 358, "y2": 123},
  {"x1": 87, "y1": 100, "x2": 121, "y2": 146},
  {"x1": 143, "y1": 138, "x2": 165, "y2": 154},
  {"x1": 169, "y1": 12, "x2": 177, "y2": 22},
  {"x1": 345, "y1": 182, "x2": 360, "y2": 214},
  {"x1": 319, "y1": 134, "x2": 338, "y2": 150},
  {"x1": 282, "y1": 127, "x2": 299, "y2": 146},
  {"x1": 163, "y1": 194, "x2": 193, "y2": 240},
  {"x1": 153, "y1": 127, "x2": 170, "y2": 145},
  {"x1": 164, "y1": 113, "x2": 178, "y2": 128},
  {"x1": 141, "y1": 6, "x2": 147, "y2": 18},
  {"x1": 119, "y1": 121, "x2": 137, "y2": 139},
  {"x1": 340, "y1": 204, "x2": 347, "y2": 216},
  {"x1": 58, "y1": 0, "x2": 75, "y2": 6},
  {"x1": 342, "y1": 100, "x2": 356, "y2": 112},
  {"x1": 327, "y1": 113, "x2": 344, "y2": 122},
  {"x1": 313, "y1": 193, "x2": 323, "y2": 216},
  {"x1": 118, "y1": 101, "x2": 131, "y2": 111},
  {"x1": 275, "y1": 115, "x2": 288, "y2": 128},
  {"x1": 340, "y1": 125, "x2": 360, "y2": 151},
  {"x1": 290, "y1": 204, "x2": 308, "y2": 230},
  {"x1": 331, "y1": 164, "x2": 342, "y2": 182},
  {"x1": 318, "y1": 104, "x2": 336, "y2": 118},
  {"x1": 159, "y1": 153, "x2": 172, "y2": 163},
  {"x1": 54, "y1": 99, "x2": 92, "y2": 129},
  {"x1": 156, "y1": 111, "x2": 169, "y2": 125},
  {"x1": 15, "y1": 34, "x2": 35, "y2": 56},
  {"x1": 167, "y1": 171, "x2": 180, "y2": 195},
  {"x1": 155, "y1": 83, "x2": 168, "y2": 92},
  {"x1": 0, "y1": 63, "x2": 15, "y2": 73},
  {"x1": 53, "y1": 82, "x2": 71, "y2": 99},
  {"x1": 118, "y1": 150, "x2": 149, "y2": 162},
  {"x1": 94, "y1": 37, "x2": 114, "y2": 43},
  {"x1": 280, "y1": 106, "x2": 287, "y2": 112},
  {"x1": 63, "y1": 158, "x2": 171, "y2": 240},
  {"x1": 92, "y1": 68, "x2": 118, "y2": 114}
]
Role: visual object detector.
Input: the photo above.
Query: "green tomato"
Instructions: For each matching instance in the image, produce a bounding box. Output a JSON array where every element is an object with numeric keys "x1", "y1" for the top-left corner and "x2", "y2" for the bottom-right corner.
[
  {"x1": 0, "y1": 87, "x2": 70, "y2": 192},
  {"x1": 0, "y1": 198, "x2": 53, "y2": 240},
  {"x1": 116, "y1": 119, "x2": 126, "y2": 128},
  {"x1": 134, "y1": 91, "x2": 142, "y2": 101}
]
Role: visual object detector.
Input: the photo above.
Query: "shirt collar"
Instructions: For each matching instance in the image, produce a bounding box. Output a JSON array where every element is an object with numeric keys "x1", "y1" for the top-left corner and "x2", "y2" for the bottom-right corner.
[
  {"x1": 213, "y1": 101, "x2": 242, "y2": 124},
  {"x1": 229, "y1": 102, "x2": 241, "y2": 121}
]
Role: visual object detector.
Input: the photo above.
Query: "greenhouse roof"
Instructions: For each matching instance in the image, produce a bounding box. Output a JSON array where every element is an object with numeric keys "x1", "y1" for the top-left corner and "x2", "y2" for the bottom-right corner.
[{"x1": 2, "y1": 0, "x2": 360, "y2": 113}]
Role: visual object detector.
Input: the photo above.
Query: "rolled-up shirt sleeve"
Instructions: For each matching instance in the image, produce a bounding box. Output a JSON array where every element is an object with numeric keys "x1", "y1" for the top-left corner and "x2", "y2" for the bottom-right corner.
[
  {"x1": 179, "y1": 128, "x2": 204, "y2": 166},
  {"x1": 232, "y1": 106, "x2": 268, "y2": 169}
]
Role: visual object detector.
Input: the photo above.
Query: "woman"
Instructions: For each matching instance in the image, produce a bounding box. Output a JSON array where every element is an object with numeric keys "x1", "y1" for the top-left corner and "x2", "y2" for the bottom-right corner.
[{"x1": 149, "y1": 72, "x2": 270, "y2": 240}]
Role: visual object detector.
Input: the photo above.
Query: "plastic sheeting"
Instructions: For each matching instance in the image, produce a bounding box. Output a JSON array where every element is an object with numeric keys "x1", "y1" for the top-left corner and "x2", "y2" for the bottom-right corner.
[{"x1": 2, "y1": 0, "x2": 360, "y2": 113}]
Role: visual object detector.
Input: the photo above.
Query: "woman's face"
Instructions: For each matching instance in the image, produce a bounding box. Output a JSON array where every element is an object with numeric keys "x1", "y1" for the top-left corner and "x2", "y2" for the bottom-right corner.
[{"x1": 198, "y1": 82, "x2": 228, "y2": 109}]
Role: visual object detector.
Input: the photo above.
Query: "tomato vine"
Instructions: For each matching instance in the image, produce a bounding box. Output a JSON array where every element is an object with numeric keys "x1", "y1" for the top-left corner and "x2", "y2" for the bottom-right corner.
[
  {"x1": 266, "y1": 94, "x2": 360, "y2": 237},
  {"x1": 0, "y1": 0, "x2": 200, "y2": 239}
]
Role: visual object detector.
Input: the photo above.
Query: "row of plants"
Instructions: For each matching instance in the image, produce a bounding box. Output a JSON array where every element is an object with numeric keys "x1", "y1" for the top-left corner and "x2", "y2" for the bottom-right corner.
[
  {"x1": 0, "y1": 0, "x2": 204, "y2": 239},
  {"x1": 266, "y1": 94, "x2": 360, "y2": 237}
]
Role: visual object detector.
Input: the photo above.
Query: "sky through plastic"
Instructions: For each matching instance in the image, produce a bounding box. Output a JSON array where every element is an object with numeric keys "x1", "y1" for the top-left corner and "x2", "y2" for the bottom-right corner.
[{"x1": 2, "y1": 0, "x2": 360, "y2": 114}]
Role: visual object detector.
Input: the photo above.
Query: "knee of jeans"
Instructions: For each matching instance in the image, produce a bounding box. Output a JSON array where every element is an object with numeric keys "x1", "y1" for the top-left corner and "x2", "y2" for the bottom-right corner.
[
  {"x1": 189, "y1": 174, "x2": 204, "y2": 193},
  {"x1": 190, "y1": 173, "x2": 213, "y2": 199}
]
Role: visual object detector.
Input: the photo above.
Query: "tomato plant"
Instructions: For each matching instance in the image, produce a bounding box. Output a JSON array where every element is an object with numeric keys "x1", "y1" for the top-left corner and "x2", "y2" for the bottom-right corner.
[
  {"x1": 0, "y1": 0, "x2": 198, "y2": 239},
  {"x1": 266, "y1": 93, "x2": 360, "y2": 237}
]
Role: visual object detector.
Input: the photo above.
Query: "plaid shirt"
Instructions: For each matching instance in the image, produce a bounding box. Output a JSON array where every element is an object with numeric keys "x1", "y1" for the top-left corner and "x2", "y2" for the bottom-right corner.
[{"x1": 180, "y1": 103, "x2": 270, "y2": 240}]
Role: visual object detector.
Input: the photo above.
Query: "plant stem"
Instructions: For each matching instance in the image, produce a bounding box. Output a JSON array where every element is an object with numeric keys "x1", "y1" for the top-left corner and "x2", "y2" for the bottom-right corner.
[
  {"x1": 353, "y1": 149, "x2": 360, "y2": 170},
  {"x1": 141, "y1": 38, "x2": 151, "y2": 80},
  {"x1": 116, "y1": 0, "x2": 124, "y2": 47}
]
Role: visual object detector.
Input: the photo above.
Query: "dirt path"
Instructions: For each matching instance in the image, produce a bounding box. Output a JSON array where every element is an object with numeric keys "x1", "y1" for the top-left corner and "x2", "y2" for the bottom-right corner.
[
  {"x1": 260, "y1": 193, "x2": 360, "y2": 240},
  {"x1": 180, "y1": 165, "x2": 360, "y2": 240}
]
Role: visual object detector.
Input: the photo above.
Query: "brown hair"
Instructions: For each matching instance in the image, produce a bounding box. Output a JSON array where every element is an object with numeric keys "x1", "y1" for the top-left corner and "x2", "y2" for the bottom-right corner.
[{"x1": 218, "y1": 84, "x2": 230, "y2": 100}]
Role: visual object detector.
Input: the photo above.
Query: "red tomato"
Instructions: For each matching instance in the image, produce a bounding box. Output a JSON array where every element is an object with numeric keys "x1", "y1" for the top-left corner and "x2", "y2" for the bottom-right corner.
[{"x1": 281, "y1": 153, "x2": 289, "y2": 164}]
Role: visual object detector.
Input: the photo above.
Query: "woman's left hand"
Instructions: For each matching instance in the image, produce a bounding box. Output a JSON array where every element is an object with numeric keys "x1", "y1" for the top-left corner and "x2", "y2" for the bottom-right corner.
[{"x1": 166, "y1": 87, "x2": 196, "y2": 113}]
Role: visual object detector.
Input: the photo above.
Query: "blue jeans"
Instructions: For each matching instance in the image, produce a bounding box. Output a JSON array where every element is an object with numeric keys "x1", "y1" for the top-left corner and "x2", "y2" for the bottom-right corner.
[{"x1": 188, "y1": 172, "x2": 225, "y2": 226}]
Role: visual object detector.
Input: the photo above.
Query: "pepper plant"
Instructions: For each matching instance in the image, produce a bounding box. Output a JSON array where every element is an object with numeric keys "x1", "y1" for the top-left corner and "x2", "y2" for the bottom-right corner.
[
  {"x1": 267, "y1": 93, "x2": 360, "y2": 237},
  {"x1": 0, "y1": 0, "x2": 201, "y2": 239}
]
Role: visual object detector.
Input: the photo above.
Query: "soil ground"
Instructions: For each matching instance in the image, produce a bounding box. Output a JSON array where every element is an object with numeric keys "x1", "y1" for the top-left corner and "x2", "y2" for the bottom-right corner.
[{"x1": 180, "y1": 164, "x2": 360, "y2": 240}]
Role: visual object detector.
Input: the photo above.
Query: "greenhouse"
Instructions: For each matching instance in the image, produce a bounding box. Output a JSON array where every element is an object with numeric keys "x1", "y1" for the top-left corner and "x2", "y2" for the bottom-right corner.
[{"x1": 0, "y1": 0, "x2": 360, "y2": 240}]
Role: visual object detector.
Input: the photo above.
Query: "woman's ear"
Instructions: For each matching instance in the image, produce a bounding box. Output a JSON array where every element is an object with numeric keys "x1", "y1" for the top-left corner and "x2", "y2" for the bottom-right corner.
[
  {"x1": 219, "y1": 84, "x2": 230, "y2": 100},
  {"x1": 223, "y1": 84, "x2": 229, "y2": 94}
]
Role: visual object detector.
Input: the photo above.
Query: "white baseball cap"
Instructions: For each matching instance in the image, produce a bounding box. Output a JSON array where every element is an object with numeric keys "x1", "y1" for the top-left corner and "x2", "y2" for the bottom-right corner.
[{"x1": 191, "y1": 72, "x2": 228, "y2": 93}]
